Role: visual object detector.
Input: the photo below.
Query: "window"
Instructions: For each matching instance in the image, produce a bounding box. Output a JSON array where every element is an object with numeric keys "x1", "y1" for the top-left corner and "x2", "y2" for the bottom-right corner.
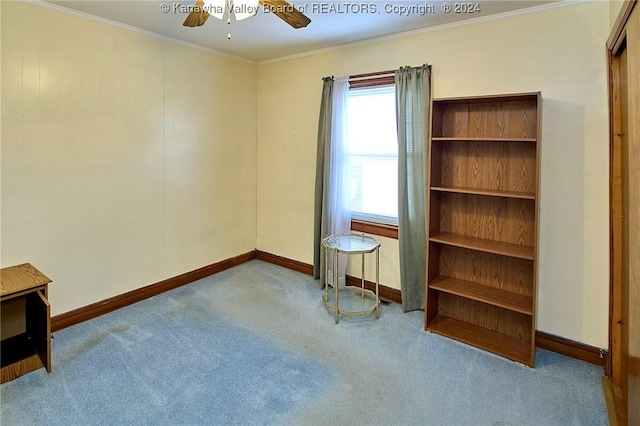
[{"x1": 347, "y1": 82, "x2": 398, "y2": 236}]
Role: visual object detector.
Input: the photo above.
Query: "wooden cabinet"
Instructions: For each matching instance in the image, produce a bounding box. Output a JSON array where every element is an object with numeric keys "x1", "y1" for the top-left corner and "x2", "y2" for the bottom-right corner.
[
  {"x1": 1, "y1": 263, "x2": 52, "y2": 383},
  {"x1": 424, "y1": 93, "x2": 541, "y2": 366}
]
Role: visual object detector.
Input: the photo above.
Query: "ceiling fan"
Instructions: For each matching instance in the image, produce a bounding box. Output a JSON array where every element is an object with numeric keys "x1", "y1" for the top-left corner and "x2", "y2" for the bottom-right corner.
[{"x1": 183, "y1": 0, "x2": 311, "y2": 30}]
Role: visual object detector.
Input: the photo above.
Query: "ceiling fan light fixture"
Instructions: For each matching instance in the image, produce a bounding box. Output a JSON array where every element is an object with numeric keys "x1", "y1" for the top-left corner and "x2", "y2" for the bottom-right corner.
[
  {"x1": 203, "y1": 0, "x2": 227, "y2": 19},
  {"x1": 233, "y1": 0, "x2": 260, "y2": 21},
  {"x1": 183, "y1": 0, "x2": 310, "y2": 31}
]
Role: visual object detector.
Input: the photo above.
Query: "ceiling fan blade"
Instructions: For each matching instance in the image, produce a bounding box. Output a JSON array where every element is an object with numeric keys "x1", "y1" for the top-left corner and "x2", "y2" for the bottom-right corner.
[
  {"x1": 259, "y1": 0, "x2": 311, "y2": 29},
  {"x1": 183, "y1": 0, "x2": 211, "y2": 27}
]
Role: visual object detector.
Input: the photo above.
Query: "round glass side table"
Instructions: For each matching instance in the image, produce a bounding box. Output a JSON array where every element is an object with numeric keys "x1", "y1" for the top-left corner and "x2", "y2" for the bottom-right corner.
[{"x1": 321, "y1": 234, "x2": 380, "y2": 324}]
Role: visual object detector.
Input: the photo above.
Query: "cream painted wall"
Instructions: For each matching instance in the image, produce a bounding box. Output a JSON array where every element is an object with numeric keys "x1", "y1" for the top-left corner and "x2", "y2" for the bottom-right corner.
[
  {"x1": 1, "y1": 2, "x2": 257, "y2": 315},
  {"x1": 257, "y1": 1, "x2": 610, "y2": 347}
]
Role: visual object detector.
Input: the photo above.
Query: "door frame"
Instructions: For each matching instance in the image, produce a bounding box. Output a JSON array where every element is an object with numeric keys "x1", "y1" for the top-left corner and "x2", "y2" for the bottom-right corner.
[{"x1": 607, "y1": 1, "x2": 638, "y2": 424}]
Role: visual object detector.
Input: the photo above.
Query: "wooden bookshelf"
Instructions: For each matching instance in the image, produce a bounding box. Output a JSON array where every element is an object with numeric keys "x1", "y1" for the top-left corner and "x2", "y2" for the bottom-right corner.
[{"x1": 425, "y1": 92, "x2": 541, "y2": 367}]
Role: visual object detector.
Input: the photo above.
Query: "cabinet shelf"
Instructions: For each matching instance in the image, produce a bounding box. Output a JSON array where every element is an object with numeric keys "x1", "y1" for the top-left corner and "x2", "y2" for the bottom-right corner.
[
  {"x1": 429, "y1": 275, "x2": 533, "y2": 315},
  {"x1": 431, "y1": 185, "x2": 536, "y2": 200},
  {"x1": 429, "y1": 232, "x2": 534, "y2": 260},
  {"x1": 427, "y1": 315, "x2": 532, "y2": 365},
  {"x1": 431, "y1": 137, "x2": 536, "y2": 143}
]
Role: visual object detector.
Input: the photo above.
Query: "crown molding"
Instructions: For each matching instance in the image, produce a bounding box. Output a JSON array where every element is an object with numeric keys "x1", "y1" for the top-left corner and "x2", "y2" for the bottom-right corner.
[
  {"x1": 20, "y1": 0, "x2": 257, "y2": 65},
  {"x1": 257, "y1": 0, "x2": 588, "y2": 66}
]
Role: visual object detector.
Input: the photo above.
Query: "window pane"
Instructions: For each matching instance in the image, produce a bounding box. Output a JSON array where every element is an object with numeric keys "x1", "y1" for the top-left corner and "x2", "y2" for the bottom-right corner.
[
  {"x1": 348, "y1": 86, "x2": 397, "y2": 155},
  {"x1": 350, "y1": 156, "x2": 398, "y2": 222},
  {"x1": 348, "y1": 85, "x2": 398, "y2": 224}
]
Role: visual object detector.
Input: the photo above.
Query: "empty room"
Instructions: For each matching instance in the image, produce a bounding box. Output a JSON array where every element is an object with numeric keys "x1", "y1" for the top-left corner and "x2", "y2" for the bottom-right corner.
[{"x1": 1, "y1": 0, "x2": 638, "y2": 424}]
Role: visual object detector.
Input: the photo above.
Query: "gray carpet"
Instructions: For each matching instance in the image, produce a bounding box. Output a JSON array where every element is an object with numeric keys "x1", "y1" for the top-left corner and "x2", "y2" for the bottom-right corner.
[{"x1": 0, "y1": 260, "x2": 608, "y2": 425}]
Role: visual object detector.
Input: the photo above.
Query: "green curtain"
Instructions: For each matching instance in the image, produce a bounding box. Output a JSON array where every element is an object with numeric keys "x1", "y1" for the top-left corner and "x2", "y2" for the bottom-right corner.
[
  {"x1": 313, "y1": 77, "x2": 334, "y2": 283},
  {"x1": 395, "y1": 64, "x2": 431, "y2": 312}
]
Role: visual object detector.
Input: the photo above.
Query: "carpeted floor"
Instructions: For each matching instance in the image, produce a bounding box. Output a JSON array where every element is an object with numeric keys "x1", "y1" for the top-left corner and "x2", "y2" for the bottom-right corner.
[{"x1": 0, "y1": 260, "x2": 608, "y2": 425}]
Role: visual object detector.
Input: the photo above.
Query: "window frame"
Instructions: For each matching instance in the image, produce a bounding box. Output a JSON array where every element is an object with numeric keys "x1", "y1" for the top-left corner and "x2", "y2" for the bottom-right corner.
[{"x1": 348, "y1": 70, "x2": 398, "y2": 240}]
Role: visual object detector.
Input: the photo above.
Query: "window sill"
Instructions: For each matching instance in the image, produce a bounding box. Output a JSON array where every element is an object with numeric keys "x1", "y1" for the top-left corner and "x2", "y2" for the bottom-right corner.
[{"x1": 351, "y1": 219, "x2": 398, "y2": 239}]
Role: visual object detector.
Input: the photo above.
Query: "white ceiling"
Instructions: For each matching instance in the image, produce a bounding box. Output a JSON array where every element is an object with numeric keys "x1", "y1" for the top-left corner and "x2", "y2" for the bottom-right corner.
[{"x1": 43, "y1": 0, "x2": 560, "y2": 62}]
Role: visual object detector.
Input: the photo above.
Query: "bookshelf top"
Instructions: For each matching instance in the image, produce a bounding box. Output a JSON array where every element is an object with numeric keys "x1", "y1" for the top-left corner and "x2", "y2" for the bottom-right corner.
[{"x1": 433, "y1": 92, "x2": 540, "y2": 104}]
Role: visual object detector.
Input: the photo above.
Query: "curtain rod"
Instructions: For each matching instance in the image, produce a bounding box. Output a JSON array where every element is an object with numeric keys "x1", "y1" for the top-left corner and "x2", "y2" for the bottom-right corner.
[
  {"x1": 349, "y1": 64, "x2": 429, "y2": 81},
  {"x1": 349, "y1": 71, "x2": 395, "y2": 82}
]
